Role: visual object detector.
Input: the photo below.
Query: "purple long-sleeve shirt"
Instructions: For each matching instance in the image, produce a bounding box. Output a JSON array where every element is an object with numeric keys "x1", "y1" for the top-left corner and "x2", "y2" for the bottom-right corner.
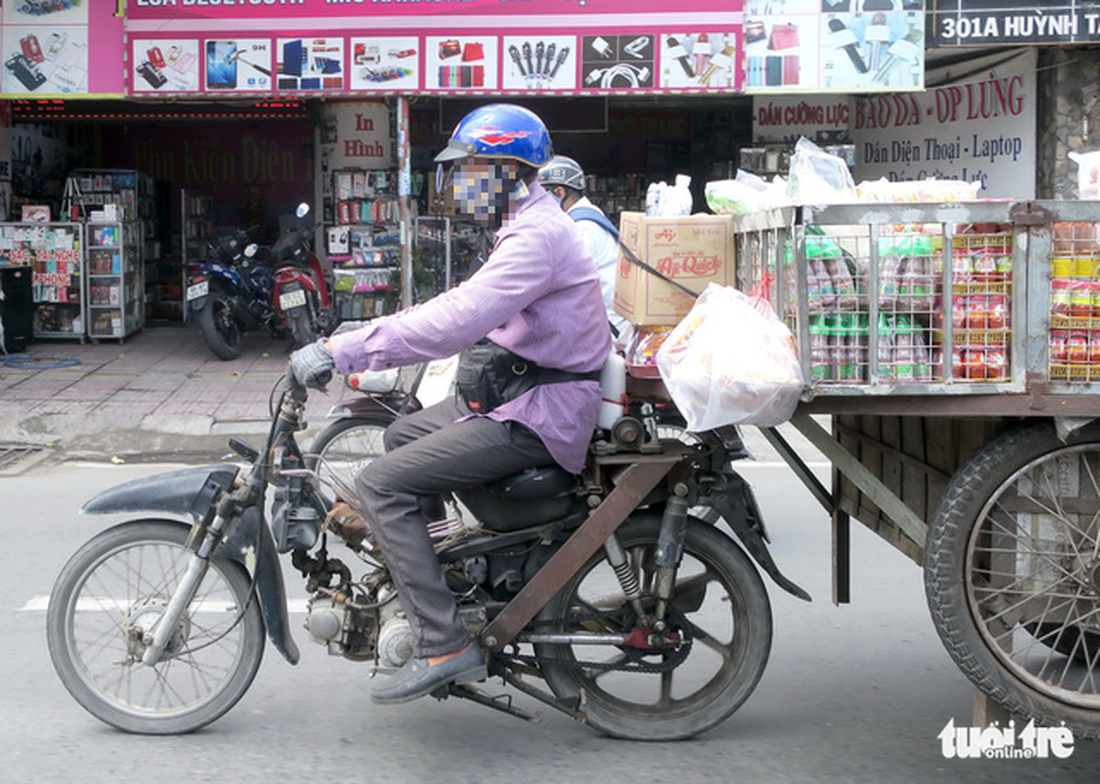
[{"x1": 329, "y1": 181, "x2": 612, "y2": 473}]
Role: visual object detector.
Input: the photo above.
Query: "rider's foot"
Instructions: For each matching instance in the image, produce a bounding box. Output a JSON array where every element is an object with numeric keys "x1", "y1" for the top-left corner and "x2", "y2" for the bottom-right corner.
[
  {"x1": 325, "y1": 502, "x2": 370, "y2": 548},
  {"x1": 371, "y1": 644, "x2": 487, "y2": 705}
]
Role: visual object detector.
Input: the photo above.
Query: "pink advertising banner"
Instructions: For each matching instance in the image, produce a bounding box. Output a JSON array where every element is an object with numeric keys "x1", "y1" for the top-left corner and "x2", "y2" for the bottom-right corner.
[
  {"x1": 125, "y1": 0, "x2": 743, "y2": 96},
  {"x1": 1, "y1": 3, "x2": 124, "y2": 97}
]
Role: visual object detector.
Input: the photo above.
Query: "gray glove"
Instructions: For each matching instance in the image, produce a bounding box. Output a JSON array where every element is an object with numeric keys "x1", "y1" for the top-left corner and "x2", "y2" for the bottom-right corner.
[{"x1": 289, "y1": 338, "x2": 335, "y2": 391}]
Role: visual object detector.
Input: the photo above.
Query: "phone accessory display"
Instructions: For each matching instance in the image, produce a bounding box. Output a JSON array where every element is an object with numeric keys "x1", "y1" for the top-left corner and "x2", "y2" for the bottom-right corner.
[
  {"x1": 505, "y1": 38, "x2": 572, "y2": 88},
  {"x1": 137, "y1": 60, "x2": 168, "y2": 89},
  {"x1": 826, "y1": 17, "x2": 868, "y2": 73},
  {"x1": 439, "y1": 65, "x2": 484, "y2": 88},
  {"x1": 173, "y1": 52, "x2": 197, "y2": 74},
  {"x1": 582, "y1": 34, "x2": 654, "y2": 89},
  {"x1": 6, "y1": 54, "x2": 46, "y2": 91},
  {"x1": 21, "y1": 35, "x2": 44, "y2": 64},
  {"x1": 11, "y1": 0, "x2": 83, "y2": 14},
  {"x1": 147, "y1": 47, "x2": 166, "y2": 70},
  {"x1": 767, "y1": 23, "x2": 800, "y2": 50},
  {"x1": 351, "y1": 38, "x2": 418, "y2": 89}
]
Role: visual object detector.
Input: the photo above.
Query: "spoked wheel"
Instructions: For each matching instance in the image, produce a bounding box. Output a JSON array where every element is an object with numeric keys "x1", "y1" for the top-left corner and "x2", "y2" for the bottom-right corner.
[
  {"x1": 47, "y1": 520, "x2": 265, "y2": 734},
  {"x1": 535, "y1": 514, "x2": 772, "y2": 740},
  {"x1": 307, "y1": 415, "x2": 394, "y2": 504},
  {"x1": 196, "y1": 296, "x2": 243, "y2": 360},
  {"x1": 925, "y1": 420, "x2": 1100, "y2": 739}
]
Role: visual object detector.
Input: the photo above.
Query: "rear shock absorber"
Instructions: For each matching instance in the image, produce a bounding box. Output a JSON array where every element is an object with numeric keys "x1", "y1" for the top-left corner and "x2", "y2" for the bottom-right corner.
[{"x1": 604, "y1": 534, "x2": 646, "y2": 621}]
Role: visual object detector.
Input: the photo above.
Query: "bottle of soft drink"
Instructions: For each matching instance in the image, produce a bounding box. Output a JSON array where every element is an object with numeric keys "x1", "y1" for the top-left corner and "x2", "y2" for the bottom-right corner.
[
  {"x1": 810, "y1": 315, "x2": 830, "y2": 382},
  {"x1": 823, "y1": 240, "x2": 857, "y2": 309},
  {"x1": 893, "y1": 315, "x2": 916, "y2": 381},
  {"x1": 914, "y1": 327, "x2": 932, "y2": 381},
  {"x1": 877, "y1": 314, "x2": 896, "y2": 379},
  {"x1": 878, "y1": 237, "x2": 902, "y2": 309}
]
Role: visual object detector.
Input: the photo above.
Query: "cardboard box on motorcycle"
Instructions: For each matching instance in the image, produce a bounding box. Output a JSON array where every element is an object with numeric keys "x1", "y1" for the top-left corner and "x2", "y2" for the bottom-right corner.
[{"x1": 612, "y1": 212, "x2": 737, "y2": 326}]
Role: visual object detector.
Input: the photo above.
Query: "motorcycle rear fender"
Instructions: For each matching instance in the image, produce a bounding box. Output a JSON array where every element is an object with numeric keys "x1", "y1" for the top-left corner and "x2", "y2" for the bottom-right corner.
[
  {"x1": 701, "y1": 471, "x2": 812, "y2": 602},
  {"x1": 81, "y1": 465, "x2": 301, "y2": 665}
]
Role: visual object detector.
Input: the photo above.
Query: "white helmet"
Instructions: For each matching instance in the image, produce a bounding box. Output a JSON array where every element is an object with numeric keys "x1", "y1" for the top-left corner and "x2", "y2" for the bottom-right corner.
[{"x1": 538, "y1": 155, "x2": 586, "y2": 191}]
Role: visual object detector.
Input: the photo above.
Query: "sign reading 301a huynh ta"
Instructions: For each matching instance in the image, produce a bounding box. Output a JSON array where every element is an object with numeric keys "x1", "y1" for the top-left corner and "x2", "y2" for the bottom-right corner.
[{"x1": 934, "y1": 0, "x2": 1100, "y2": 46}]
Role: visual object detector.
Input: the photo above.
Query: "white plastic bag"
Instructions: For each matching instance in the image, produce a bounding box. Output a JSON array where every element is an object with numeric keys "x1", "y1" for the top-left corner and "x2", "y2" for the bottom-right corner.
[
  {"x1": 786, "y1": 136, "x2": 857, "y2": 205},
  {"x1": 655, "y1": 282, "x2": 804, "y2": 431}
]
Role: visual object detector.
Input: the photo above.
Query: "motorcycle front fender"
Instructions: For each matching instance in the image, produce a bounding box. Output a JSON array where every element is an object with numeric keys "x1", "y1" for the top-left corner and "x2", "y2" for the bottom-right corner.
[
  {"x1": 220, "y1": 506, "x2": 301, "y2": 665},
  {"x1": 82, "y1": 465, "x2": 301, "y2": 665},
  {"x1": 82, "y1": 465, "x2": 239, "y2": 520}
]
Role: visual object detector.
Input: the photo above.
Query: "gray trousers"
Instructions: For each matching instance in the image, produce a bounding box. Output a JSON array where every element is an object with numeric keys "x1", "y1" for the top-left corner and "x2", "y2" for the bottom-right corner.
[{"x1": 355, "y1": 398, "x2": 553, "y2": 658}]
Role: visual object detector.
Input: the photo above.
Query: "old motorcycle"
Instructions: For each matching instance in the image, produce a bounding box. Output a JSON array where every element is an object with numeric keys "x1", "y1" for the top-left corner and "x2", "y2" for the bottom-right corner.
[{"x1": 46, "y1": 371, "x2": 808, "y2": 740}]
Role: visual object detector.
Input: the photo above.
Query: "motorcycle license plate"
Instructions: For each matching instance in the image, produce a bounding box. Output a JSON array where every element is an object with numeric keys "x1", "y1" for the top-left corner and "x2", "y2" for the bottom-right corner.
[
  {"x1": 186, "y1": 280, "x2": 208, "y2": 300},
  {"x1": 280, "y1": 288, "x2": 307, "y2": 310}
]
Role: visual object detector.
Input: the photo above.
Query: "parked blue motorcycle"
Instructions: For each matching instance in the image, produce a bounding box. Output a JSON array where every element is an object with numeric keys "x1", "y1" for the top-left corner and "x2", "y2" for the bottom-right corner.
[{"x1": 185, "y1": 228, "x2": 287, "y2": 360}]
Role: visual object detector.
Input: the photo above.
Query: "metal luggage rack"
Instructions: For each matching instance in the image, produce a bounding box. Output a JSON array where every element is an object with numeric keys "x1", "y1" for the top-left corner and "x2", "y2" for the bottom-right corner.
[{"x1": 733, "y1": 200, "x2": 1100, "y2": 417}]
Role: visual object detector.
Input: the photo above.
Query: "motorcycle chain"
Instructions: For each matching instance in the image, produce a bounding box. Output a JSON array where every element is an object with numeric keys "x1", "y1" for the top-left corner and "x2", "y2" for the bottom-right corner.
[{"x1": 501, "y1": 608, "x2": 693, "y2": 674}]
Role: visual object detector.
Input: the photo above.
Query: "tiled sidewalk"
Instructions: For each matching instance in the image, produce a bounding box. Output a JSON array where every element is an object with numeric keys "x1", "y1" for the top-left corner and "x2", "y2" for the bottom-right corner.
[{"x1": 0, "y1": 325, "x2": 346, "y2": 457}]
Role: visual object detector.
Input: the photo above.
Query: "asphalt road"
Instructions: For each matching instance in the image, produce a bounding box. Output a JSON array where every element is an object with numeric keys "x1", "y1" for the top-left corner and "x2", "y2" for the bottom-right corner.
[{"x1": 4, "y1": 459, "x2": 1099, "y2": 784}]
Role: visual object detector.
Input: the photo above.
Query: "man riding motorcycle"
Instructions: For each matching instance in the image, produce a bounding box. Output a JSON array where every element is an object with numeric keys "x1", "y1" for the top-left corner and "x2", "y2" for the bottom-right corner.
[{"x1": 289, "y1": 103, "x2": 611, "y2": 704}]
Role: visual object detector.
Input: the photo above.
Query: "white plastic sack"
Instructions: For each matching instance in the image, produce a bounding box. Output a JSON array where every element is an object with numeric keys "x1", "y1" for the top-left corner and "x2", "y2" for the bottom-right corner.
[{"x1": 655, "y1": 283, "x2": 804, "y2": 431}]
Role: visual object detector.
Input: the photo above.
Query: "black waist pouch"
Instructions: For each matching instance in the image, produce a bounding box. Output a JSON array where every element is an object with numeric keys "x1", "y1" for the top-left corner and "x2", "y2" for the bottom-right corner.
[{"x1": 456, "y1": 339, "x2": 600, "y2": 413}]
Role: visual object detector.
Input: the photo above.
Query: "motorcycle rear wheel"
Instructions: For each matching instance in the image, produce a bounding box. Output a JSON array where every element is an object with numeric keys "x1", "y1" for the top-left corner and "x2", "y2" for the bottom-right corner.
[
  {"x1": 535, "y1": 515, "x2": 772, "y2": 740},
  {"x1": 287, "y1": 307, "x2": 315, "y2": 348},
  {"x1": 47, "y1": 520, "x2": 265, "y2": 734},
  {"x1": 196, "y1": 296, "x2": 243, "y2": 360}
]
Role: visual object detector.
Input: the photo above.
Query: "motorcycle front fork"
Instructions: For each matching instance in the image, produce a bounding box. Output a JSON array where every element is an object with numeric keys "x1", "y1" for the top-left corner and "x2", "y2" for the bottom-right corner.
[
  {"x1": 602, "y1": 494, "x2": 689, "y2": 626},
  {"x1": 140, "y1": 497, "x2": 244, "y2": 665}
]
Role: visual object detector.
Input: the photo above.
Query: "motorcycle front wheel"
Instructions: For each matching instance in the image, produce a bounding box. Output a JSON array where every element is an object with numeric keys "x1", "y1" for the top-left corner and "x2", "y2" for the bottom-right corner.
[
  {"x1": 196, "y1": 296, "x2": 243, "y2": 360},
  {"x1": 535, "y1": 515, "x2": 772, "y2": 740},
  {"x1": 307, "y1": 414, "x2": 394, "y2": 504},
  {"x1": 47, "y1": 520, "x2": 265, "y2": 735}
]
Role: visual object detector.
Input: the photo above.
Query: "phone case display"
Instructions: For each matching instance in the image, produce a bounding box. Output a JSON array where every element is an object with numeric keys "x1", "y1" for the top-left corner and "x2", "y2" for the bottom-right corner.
[
  {"x1": 64, "y1": 169, "x2": 155, "y2": 223},
  {"x1": 130, "y1": 39, "x2": 200, "y2": 93},
  {"x1": 349, "y1": 36, "x2": 418, "y2": 91},
  {"x1": 581, "y1": 35, "x2": 654, "y2": 89},
  {"x1": 0, "y1": 222, "x2": 84, "y2": 339},
  {"x1": 86, "y1": 221, "x2": 145, "y2": 341},
  {"x1": 2, "y1": 26, "x2": 89, "y2": 94},
  {"x1": 426, "y1": 36, "x2": 499, "y2": 91},
  {"x1": 501, "y1": 36, "x2": 577, "y2": 91},
  {"x1": 276, "y1": 37, "x2": 344, "y2": 92},
  {"x1": 659, "y1": 33, "x2": 738, "y2": 89},
  {"x1": 328, "y1": 169, "x2": 398, "y2": 320}
]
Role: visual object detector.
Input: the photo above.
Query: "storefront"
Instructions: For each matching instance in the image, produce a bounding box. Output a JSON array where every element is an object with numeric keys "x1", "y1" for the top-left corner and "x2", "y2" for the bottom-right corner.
[{"x1": 6, "y1": 0, "x2": 1093, "y2": 347}]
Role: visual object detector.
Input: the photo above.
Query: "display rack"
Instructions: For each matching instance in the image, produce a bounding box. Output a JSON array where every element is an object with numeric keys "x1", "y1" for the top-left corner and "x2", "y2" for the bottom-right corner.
[
  {"x1": 86, "y1": 221, "x2": 144, "y2": 342},
  {"x1": 0, "y1": 221, "x2": 85, "y2": 340},
  {"x1": 414, "y1": 216, "x2": 489, "y2": 295},
  {"x1": 64, "y1": 169, "x2": 163, "y2": 321},
  {"x1": 584, "y1": 172, "x2": 646, "y2": 231},
  {"x1": 326, "y1": 167, "x2": 400, "y2": 320}
]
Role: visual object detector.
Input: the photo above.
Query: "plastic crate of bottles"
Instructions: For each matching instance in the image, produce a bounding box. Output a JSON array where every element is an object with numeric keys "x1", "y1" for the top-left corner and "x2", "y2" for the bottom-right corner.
[{"x1": 734, "y1": 203, "x2": 1023, "y2": 394}]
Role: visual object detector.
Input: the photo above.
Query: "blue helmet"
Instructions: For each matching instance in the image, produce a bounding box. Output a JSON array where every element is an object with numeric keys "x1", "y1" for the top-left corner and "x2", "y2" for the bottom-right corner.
[{"x1": 434, "y1": 104, "x2": 553, "y2": 167}]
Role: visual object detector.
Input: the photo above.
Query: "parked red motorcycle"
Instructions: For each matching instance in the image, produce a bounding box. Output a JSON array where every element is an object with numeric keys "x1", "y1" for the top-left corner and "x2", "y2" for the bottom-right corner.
[{"x1": 269, "y1": 203, "x2": 335, "y2": 348}]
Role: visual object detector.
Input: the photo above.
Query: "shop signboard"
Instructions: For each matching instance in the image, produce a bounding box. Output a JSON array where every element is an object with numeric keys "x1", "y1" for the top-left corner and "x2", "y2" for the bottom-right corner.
[
  {"x1": 0, "y1": 3, "x2": 125, "y2": 97},
  {"x1": 933, "y1": 0, "x2": 1100, "y2": 46},
  {"x1": 851, "y1": 48, "x2": 1036, "y2": 199},
  {"x1": 123, "y1": 0, "x2": 922, "y2": 98},
  {"x1": 752, "y1": 95, "x2": 853, "y2": 144}
]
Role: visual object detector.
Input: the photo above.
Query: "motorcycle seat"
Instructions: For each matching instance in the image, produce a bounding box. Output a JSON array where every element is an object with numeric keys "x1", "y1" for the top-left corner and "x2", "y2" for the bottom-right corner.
[{"x1": 456, "y1": 465, "x2": 581, "y2": 532}]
